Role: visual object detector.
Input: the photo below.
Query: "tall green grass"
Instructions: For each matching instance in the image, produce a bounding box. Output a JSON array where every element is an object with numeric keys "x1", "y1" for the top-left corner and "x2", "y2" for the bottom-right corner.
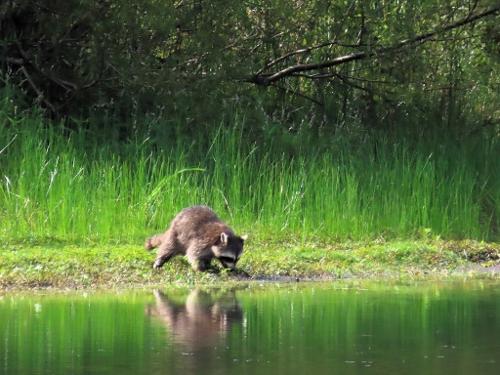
[{"x1": 0, "y1": 96, "x2": 498, "y2": 243}]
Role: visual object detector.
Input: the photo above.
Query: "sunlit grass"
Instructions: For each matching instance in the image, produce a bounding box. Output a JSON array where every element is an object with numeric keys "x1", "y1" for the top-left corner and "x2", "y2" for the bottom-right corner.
[{"x1": 0, "y1": 97, "x2": 498, "y2": 244}]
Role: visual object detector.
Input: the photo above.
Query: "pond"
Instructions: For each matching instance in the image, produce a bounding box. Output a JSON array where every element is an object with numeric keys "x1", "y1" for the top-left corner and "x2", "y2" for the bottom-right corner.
[{"x1": 1, "y1": 280, "x2": 499, "y2": 375}]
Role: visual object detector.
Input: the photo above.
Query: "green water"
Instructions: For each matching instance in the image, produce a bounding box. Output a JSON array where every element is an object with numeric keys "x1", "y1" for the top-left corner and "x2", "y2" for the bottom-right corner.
[{"x1": 1, "y1": 281, "x2": 499, "y2": 375}]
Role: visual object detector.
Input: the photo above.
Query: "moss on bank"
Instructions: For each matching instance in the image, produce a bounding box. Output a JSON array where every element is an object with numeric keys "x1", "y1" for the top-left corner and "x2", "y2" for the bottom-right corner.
[{"x1": 0, "y1": 239, "x2": 498, "y2": 289}]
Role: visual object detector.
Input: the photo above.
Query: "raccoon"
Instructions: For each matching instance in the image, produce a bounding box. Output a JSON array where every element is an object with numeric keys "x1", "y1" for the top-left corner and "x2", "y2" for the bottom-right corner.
[{"x1": 145, "y1": 205, "x2": 245, "y2": 271}]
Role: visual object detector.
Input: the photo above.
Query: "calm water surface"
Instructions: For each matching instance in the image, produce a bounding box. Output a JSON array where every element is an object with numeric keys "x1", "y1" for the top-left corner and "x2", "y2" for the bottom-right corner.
[{"x1": 1, "y1": 280, "x2": 499, "y2": 375}]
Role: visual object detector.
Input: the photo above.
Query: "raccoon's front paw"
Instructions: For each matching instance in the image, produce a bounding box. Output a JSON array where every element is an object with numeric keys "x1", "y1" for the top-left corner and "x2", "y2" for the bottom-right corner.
[
  {"x1": 205, "y1": 266, "x2": 220, "y2": 274},
  {"x1": 231, "y1": 269, "x2": 250, "y2": 278},
  {"x1": 153, "y1": 261, "x2": 163, "y2": 269}
]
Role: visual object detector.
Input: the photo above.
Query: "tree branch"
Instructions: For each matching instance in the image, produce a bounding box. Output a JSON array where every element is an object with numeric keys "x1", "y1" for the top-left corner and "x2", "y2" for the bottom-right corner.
[
  {"x1": 20, "y1": 66, "x2": 57, "y2": 113},
  {"x1": 248, "y1": 5, "x2": 500, "y2": 86},
  {"x1": 15, "y1": 41, "x2": 78, "y2": 92},
  {"x1": 2, "y1": 57, "x2": 25, "y2": 65},
  {"x1": 270, "y1": 83, "x2": 324, "y2": 107}
]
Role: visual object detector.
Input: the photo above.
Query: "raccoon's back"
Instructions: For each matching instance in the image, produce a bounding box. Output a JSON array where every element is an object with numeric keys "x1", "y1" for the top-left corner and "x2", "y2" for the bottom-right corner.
[{"x1": 171, "y1": 206, "x2": 222, "y2": 234}]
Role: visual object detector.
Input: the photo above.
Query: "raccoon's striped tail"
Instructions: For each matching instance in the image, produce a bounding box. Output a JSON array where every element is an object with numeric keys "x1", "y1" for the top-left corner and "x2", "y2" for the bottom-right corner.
[{"x1": 145, "y1": 234, "x2": 163, "y2": 250}]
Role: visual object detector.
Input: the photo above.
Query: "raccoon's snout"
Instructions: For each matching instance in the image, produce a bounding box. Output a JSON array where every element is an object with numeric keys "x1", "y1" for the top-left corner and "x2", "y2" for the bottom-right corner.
[{"x1": 219, "y1": 256, "x2": 237, "y2": 270}]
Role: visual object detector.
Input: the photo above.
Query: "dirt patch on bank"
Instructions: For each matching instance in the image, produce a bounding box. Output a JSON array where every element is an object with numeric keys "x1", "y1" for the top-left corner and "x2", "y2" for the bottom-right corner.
[{"x1": 444, "y1": 240, "x2": 499, "y2": 262}]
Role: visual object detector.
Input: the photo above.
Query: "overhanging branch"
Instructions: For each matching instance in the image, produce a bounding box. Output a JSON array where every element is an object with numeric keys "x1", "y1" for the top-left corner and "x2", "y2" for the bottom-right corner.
[{"x1": 247, "y1": 5, "x2": 500, "y2": 86}]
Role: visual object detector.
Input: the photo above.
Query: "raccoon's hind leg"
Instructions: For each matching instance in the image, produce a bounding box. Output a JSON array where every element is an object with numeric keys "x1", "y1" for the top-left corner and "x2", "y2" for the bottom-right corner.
[{"x1": 153, "y1": 231, "x2": 180, "y2": 269}]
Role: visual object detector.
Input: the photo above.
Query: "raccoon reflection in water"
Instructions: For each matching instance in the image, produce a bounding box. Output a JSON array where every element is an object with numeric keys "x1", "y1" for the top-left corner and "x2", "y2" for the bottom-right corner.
[{"x1": 146, "y1": 289, "x2": 243, "y2": 350}]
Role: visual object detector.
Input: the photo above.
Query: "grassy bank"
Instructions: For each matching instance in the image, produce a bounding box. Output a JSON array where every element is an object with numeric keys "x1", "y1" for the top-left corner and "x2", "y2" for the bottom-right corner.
[
  {"x1": 1, "y1": 239, "x2": 498, "y2": 289},
  {"x1": 0, "y1": 91, "x2": 499, "y2": 289}
]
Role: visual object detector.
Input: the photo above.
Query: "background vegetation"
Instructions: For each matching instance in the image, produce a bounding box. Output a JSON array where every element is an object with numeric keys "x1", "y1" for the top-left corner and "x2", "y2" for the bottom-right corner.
[{"x1": 0, "y1": 1, "x2": 499, "y2": 244}]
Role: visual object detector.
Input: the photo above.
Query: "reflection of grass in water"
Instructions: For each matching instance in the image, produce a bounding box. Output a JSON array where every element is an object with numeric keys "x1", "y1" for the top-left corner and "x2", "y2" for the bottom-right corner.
[
  {"x1": 0, "y1": 100, "x2": 498, "y2": 244},
  {"x1": 236, "y1": 279, "x2": 500, "y2": 368},
  {"x1": 2, "y1": 280, "x2": 499, "y2": 374},
  {"x1": 0, "y1": 291, "x2": 154, "y2": 374}
]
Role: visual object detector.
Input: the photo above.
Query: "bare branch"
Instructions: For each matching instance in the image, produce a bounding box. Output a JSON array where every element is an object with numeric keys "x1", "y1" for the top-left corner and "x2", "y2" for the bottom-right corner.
[
  {"x1": 2, "y1": 57, "x2": 25, "y2": 65},
  {"x1": 248, "y1": 5, "x2": 500, "y2": 86},
  {"x1": 333, "y1": 72, "x2": 373, "y2": 94},
  {"x1": 15, "y1": 40, "x2": 77, "y2": 92},
  {"x1": 256, "y1": 41, "x2": 337, "y2": 75},
  {"x1": 270, "y1": 83, "x2": 324, "y2": 107},
  {"x1": 291, "y1": 73, "x2": 337, "y2": 79},
  {"x1": 255, "y1": 40, "x2": 368, "y2": 76},
  {"x1": 20, "y1": 66, "x2": 57, "y2": 113}
]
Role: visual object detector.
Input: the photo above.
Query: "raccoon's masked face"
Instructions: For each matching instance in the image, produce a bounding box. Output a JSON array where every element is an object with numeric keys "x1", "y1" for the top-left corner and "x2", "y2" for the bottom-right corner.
[{"x1": 213, "y1": 232, "x2": 245, "y2": 270}]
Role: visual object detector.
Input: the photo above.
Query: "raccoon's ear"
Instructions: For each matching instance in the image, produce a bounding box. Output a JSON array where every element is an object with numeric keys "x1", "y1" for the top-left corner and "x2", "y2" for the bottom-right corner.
[{"x1": 220, "y1": 232, "x2": 229, "y2": 245}]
